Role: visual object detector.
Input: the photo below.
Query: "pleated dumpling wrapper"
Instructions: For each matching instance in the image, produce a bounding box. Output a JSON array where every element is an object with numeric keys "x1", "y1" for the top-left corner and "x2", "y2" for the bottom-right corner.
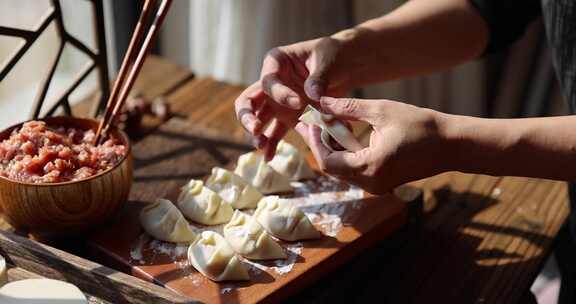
[
  {"x1": 188, "y1": 231, "x2": 249, "y2": 281},
  {"x1": 299, "y1": 105, "x2": 363, "y2": 152},
  {"x1": 139, "y1": 198, "x2": 197, "y2": 243},
  {"x1": 268, "y1": 140, "x2": 315, "y2": 180},
  {"x1": 205, "y1": 167, "x2": 263, "y2": 209},
  {"x1": 223, "y1": 210, "x2": 286, "y2": 260},
  {"x1": 254, "y1": 196, "x2": 321, "y2": 241},
  {"x1": 177, "y1": 180, "x2": 233, "y2": 225},
  {"x1": 234, "y1": 151, "x2": 292, "y2": 194}
]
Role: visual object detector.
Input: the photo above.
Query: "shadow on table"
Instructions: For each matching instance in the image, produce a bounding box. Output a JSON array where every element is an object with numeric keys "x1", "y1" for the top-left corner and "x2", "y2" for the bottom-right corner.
[
  {"x1": 131, "y1": 127, "x2": 252, "y2": 186},
  {"x1": 286, "y1": 185, "x2": 553, "y2": 304}
]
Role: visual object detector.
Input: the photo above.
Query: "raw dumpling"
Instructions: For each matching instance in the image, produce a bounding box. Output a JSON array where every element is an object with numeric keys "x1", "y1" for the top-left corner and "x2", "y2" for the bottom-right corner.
[
  {"x1": 268, "y1": 140, "x2": 315, "y2": 180},
  {"x1": 205, "y1": 167, "x2": 263, "y2": 209},
  {"x1": 177, "y1": 180, "x2": 233, "y2": 225},
  {"x1": 223, "y1": 210, "x2": 286, "y2": 260},
  {"x1": 139, "y1": 198, "x2": 197, "y2": 243},
  {"x1": 299, "y1": 105, "x2": 363, "y2": 152},
  {"x1": 188, "y1": 231, "x2": 249, "y2": 281},
  {"x1": 0, "y1": 279, "x2": 87, "y2": 304},
  {"x1": 234, "y1": 152, "x2": 292, "y2": 194},
  {"x1": 0, "y1": 255, "x2": 6, "y2": 287},
  {"x1": 254, "y1": 196, "x2": 321, "y2": 241}
]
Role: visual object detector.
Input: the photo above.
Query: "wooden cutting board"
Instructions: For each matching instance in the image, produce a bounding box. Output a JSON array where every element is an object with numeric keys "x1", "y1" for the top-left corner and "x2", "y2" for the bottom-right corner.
[{"x1": 86, "y1": 118, "x2": 408, "y2": 303}]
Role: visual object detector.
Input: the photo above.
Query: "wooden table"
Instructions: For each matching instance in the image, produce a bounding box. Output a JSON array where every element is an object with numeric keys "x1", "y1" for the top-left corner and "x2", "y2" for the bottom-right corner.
[{"x1": 6, "y1": 56, "x2": 570, "y2": 303}]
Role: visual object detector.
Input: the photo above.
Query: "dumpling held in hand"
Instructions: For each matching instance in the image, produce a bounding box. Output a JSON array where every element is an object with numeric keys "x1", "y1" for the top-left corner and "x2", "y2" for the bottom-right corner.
[
  {"x1": 224, "y1": 210, "x2": 286, "y2": 260},
  {"x1": 254, "y1": 196, "x2": 321, "y2": 241},
  {"x1": 299, "y1": 105, "x2": 363, "y2": 152},
  {"x1": 205, "y1": 167, "x2": 263, "y2": 209},
  {"x1": 188, "y1": 231, "x2": 249, "y2": 281},
  {"x1": 177, "y1": 180, "x2": 233, "y2": 225},
  {"x1": 268, "y1": 140, "x2": 315, "y2": 181},
  {"x1": 139, "y1": 198, "x2": 197, "y2": 243},
  {"x1": 234, "y1": 152, "x2": 292, "y2": 194}
]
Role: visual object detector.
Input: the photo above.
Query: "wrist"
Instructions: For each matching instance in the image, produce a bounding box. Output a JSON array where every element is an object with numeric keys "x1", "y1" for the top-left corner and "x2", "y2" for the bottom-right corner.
[
  {"x1": 436, "y1": 113, "x2": 522, "y2": 175},
  {"x1": 435, "y1": 112, "x2": 470, "y2": 172}
]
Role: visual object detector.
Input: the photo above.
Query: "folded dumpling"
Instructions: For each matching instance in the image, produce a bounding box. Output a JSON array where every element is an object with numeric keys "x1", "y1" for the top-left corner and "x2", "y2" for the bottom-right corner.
[
  {"x1": 139, "y1": 199, "x2": 197, "y2": 243},
  {"x1": 177, "y1": 180, "x2": 233, "y2": 225},
  {"x1": 234, "y1": 152, "x2": 292, "y2": 194},
  {"x1": 268, "y1": 140, "x2": 315, "y2": 180},
  {"x1": 254, "y1": 196, "x2": 321, "y2": 241},
  {"x1": 299, "y1": 105, "x2": 363, "y2": 152},
  {"x1": 188, "y1": 231, "x2": 249, "y2": 281},
  {"x1": 224, "y1": 210, "x2": 286, "y2": 260},
  {"x1": 205, "y1": 167, "x2": 263, "y2": 209}
]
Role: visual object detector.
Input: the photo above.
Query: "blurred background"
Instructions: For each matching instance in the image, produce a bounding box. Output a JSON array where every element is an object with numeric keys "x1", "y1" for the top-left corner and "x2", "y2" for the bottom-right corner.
[
  {"x1": 0, "y1": 1, "x2": 565, "y2": 301},
  {"x1": 0, "y1": 0, "x2": 567, "y2": 129}
]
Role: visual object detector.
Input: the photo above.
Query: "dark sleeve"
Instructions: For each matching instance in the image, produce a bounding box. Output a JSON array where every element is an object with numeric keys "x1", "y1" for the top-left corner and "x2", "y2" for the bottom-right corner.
[{"x1": 469, "y1": 0, "x2": 542, "y2": 53}]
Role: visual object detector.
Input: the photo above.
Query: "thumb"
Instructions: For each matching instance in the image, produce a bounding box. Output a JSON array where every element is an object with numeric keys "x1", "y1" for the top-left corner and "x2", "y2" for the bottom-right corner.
[
  {"x1": 304, "y1": 67, "x2": 330, "y2": 102},
  {"x1": 320, "y1": 96, "x2": 378, "y2": 124},
  {"x1": 304, "y1": 46, "x2": 334, "y2": 101}
]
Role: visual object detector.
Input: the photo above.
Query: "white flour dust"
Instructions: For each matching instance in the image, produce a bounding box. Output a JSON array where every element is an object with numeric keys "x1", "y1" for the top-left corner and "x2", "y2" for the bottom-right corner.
[
  {"x1": 273, "y1": 242, "x2": 303, "y2": 275},
  {"x1": 241, "y1": 242, "x2": 304, "y2": 277},
  {"x1": 129, "y1": 234, "x2": 189, "y2": 270},
  {"x1": 288, "y1": 176, "x2": 364, "y2": 237},
  {"x1": 129, "y1": 234, "x2": 147, "y2": 263}
]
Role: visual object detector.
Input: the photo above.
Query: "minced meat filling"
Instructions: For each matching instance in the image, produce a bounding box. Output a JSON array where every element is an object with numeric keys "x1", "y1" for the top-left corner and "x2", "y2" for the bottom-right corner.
[{"x1": 0, "y1": 121, "x2": 126, "y2": 183}]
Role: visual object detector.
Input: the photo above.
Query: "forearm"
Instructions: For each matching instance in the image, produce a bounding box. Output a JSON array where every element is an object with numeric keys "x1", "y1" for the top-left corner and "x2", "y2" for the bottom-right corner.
[
  {"x1": 332, "y1": 0, "x2": 489, "y2": 87},
  {"x1": 442, "y1": 114, "x2": 576, "y2": 181}
]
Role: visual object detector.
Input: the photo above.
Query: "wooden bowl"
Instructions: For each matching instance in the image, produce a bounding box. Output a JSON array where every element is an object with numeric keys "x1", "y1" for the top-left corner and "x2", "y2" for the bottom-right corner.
[{"x1": 0, "y1": 116, "x2": 133, "y2": 239}]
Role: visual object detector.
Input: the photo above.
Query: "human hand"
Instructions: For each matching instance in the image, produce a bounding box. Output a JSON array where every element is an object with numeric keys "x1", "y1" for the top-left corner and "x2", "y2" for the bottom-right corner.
[
  {"x1": 296, "y1": 96, "x2": 453, "y2": 194},
  {"x1": 235, "y1": 37, "x2": 352, "y2": 160}
]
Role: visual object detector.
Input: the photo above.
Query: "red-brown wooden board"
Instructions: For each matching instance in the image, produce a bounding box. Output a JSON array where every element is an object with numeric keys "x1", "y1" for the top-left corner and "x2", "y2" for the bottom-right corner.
[{"x1": 86, "y1": 118, "x2": 408, "y2": 303}]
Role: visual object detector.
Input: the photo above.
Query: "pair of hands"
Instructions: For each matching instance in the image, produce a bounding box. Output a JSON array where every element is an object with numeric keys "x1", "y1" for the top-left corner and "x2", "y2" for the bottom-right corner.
[
  {"x1": 234, "y1": 37, "x2": 349, "y2": 160},
  {"x1": 234, "y1": 38, "x2": 450, "y2": 194}
]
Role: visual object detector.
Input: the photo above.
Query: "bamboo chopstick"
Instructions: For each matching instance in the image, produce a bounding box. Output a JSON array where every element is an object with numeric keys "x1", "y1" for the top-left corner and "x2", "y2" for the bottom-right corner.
[
  {"x1": 95, "y1": 0, "x2": 172, "y2": 144},
  {"x1": 95, "y1": 0, "x2": 156, "y2": 144}
]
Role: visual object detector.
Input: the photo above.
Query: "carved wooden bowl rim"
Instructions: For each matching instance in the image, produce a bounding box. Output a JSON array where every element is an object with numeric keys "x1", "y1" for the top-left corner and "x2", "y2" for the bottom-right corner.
[{"x1": 0, "y1": 116, "x2": 131, "y2": 187}]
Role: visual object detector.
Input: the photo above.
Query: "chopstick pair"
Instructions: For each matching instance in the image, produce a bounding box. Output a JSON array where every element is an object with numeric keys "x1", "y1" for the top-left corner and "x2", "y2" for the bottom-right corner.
[{"x1": 95, "y1": 0, "x2": 172, "y2": 144}]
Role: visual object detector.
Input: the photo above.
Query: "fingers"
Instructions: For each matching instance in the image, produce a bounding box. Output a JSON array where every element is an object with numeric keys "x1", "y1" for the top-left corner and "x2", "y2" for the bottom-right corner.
[
  {"x1": 304, "y1": 38, "x2": 339, "y2": 101},
  {"x1": 296, "y1": 122, "x2": 367, "y2": 177},
  {"x1": 319, "y1": 96, "x2": 381, "y2": 124},
  {"x1": 304, "y1": 52, "x2": 329, "y2": 101},
  {"x1": 260, "y1": 48, "x2": 303, "y2": 109},
  {"x1": 324, "y1": 150, "x2": 368, "y2": 177},
  {"x1": 262, "y1": 119, "x2": 288, "y2": 161},
  {"x1": 235, "y1": 82, "x2": 267, "y2": 136},
  {"x1": 296, "y1": 122, "x2": 331, "y2": 168}
]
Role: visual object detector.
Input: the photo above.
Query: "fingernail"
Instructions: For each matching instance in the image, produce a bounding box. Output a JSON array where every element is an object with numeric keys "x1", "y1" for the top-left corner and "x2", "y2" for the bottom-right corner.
[
  {"x1": 287, "y1": 97, "x2": 301, "y2": 109},
  {"x1": 252, "y1": 120, "x2": 262, "y2": 136},
  {"x1": 251, "y1": 137, "x2": 261, "y2": 148},
  {"x1": 251, "y1": 135, "x2": 266, "y2": 149},
  {"x1": 308, "y1": 83, "x2": 322, "y2": 101},
  {"x1": 294, "y1": 122, "x2": 305, "y2": 134}
]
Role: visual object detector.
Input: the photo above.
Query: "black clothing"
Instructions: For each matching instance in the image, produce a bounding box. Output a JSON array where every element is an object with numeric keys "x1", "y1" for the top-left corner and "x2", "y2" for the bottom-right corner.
[{"x1": 470, "y1": 1, "x2": 576, "y2": 303}]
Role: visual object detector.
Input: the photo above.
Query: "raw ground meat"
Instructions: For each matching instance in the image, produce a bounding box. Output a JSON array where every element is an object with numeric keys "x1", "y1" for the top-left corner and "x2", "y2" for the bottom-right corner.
[{"x1": 0, "y1": 121, "x2": 126, "y2": 183}]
